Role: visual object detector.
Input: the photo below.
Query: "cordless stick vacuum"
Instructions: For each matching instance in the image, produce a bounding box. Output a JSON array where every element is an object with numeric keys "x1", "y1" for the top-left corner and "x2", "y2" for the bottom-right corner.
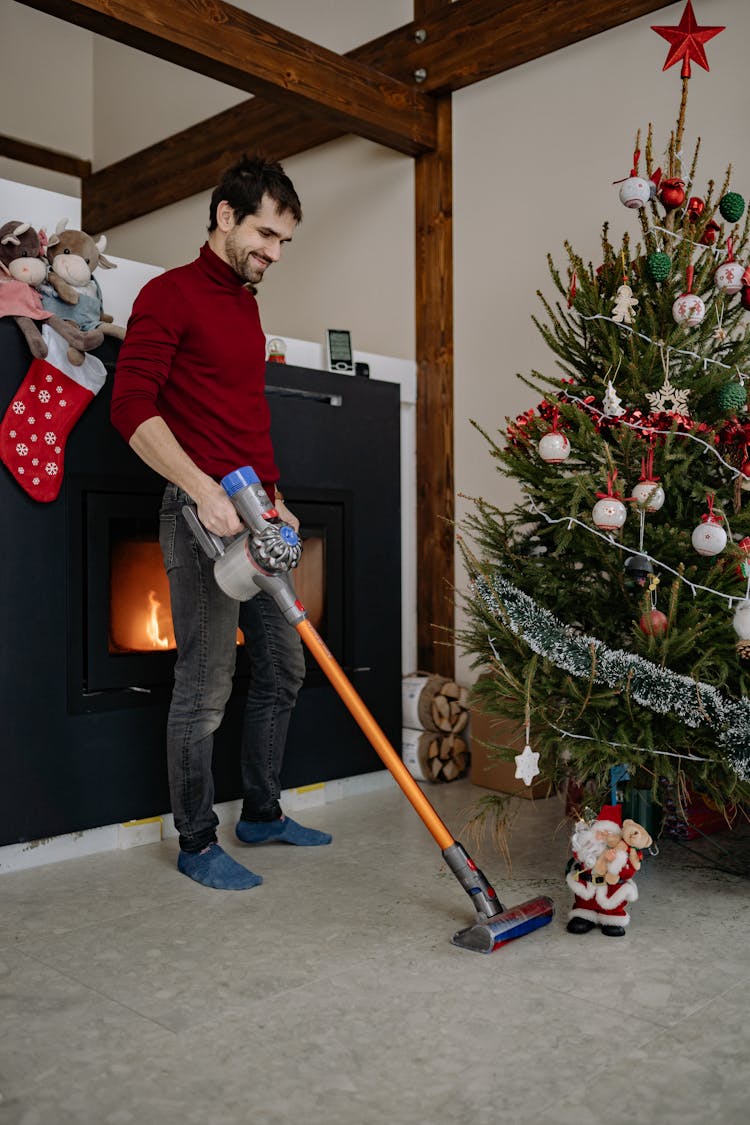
[{"x1": 182, "y1": 466, "x2": 554, "y2": 952}]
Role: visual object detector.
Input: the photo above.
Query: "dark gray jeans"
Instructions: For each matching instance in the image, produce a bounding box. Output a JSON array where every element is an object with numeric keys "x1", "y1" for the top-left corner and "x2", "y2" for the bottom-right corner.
[{"x1": 159, "y1": 484, "x2": 305, "y2": 853}]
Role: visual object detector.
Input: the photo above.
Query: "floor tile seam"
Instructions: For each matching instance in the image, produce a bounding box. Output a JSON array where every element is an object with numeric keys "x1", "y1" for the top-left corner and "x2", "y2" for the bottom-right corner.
[
  {"x1": 525, "y1": 976, "x2": 685, "y2": 1033},
  {"x1": 677, "y1": 970, "x2": 750, "y2": 1012},
  {"x1": 15, "y1": 947, "x2": 180, "y2": 1037}
]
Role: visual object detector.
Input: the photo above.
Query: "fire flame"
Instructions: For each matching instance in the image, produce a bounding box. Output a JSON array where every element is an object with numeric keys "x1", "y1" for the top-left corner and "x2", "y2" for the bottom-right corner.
[{"x1": 145, "y1": 590, "x2": 170, "y2": 649}]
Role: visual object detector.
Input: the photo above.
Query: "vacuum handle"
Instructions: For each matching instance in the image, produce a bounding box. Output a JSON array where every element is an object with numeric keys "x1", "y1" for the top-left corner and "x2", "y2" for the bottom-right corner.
[
  {"x1": 295, "y1": 617, "x2": 455, "y2": 852},
  {"x1": 182, "y1": 504, "x2": 227, "y2": 559}
]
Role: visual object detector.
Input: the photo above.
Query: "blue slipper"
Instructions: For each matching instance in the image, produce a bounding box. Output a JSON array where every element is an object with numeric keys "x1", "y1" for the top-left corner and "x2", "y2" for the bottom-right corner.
[
  {"x1": 177, "y1": 843, "x2": 263, "y2": 889},
  {"x1": 236, "y1": 816, "x2": 332, "y2": 847}
]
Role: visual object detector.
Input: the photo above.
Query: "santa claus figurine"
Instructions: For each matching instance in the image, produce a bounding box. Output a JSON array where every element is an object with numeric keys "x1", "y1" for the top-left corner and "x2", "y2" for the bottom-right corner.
[{"x1": 565, "y1": 805, "x2": 651, "y2": 937}]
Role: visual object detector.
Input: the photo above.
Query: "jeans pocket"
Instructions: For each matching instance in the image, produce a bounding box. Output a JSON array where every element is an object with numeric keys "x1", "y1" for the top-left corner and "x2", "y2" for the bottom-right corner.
[{"x1": 159, "y1": 512, "x2": 178, "y2": 571}]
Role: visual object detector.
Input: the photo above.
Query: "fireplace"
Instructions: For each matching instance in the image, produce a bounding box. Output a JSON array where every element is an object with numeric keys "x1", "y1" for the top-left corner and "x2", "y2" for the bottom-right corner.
[
  {"x1": 0, "y1": 322, "x2": 401, "y2": 847},
  {"x1": 67, "y1": 480, "x2": 350, "y2": 710}
]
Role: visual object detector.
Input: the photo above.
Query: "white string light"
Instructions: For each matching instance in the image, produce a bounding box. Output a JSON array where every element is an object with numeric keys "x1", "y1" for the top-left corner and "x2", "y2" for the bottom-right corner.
[
  {"x1": 526, "y1": 496, "x2": 745, "y2": 609},
  {"x1": 548, "y1": 722, "x2": 713, "y2": 763},
  {"x1": 578, "y1": 312, "x2": 748, "y2": 376},
  {"x1": 650, "y1": 221, "x2": 726, "y2": 259}
]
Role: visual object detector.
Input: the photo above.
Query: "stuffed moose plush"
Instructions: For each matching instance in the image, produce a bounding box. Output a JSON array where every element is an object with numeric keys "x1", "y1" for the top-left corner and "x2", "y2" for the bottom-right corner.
[
  {"x1": 41, "y1": 219, "x2": 125, "y2": 343},
  {"x1": 0, "y1": 220, "x2": 103, "y2": 365}
]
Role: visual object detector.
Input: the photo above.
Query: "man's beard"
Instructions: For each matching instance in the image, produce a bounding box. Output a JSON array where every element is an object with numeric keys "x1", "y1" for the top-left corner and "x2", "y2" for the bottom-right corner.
[{"x1": 225, "y1": 233, "x2": 267, "y2": 284}]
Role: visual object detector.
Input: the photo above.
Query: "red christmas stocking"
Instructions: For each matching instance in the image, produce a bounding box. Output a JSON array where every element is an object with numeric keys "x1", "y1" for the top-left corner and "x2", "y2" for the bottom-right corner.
[{"x1": 0, "y1": 327, "x2": 107, "y2": 502}]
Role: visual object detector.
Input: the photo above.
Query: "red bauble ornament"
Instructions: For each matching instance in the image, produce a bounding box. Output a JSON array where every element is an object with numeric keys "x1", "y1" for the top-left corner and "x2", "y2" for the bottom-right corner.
[
  {"x1": 639, "y1": 609, "x2": 668, "y2": 637},
  {"x1": 659, "y1": 178, "x2": 685, "y2": 210},
  {"x1": 741, "y1": 287, "x2": 750, "y2": 311},
  {"x1": 700, "y1": 219, "x2": 721, "y2": 246},
  {"x1": 687, "y1": 196, "x2": 705, "y2": 220}
]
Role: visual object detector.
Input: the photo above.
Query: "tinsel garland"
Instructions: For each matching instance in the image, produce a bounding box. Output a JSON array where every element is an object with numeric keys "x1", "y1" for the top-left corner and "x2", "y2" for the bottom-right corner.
[{"x1": 474, "y1": 571, "x2": 750, "y2": 780}]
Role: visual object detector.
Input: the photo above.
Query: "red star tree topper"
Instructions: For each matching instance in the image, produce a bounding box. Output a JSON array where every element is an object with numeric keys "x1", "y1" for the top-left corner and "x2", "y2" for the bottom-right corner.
[{"x1": 652, "y1": 0, "x2": 724, "y2": 78}]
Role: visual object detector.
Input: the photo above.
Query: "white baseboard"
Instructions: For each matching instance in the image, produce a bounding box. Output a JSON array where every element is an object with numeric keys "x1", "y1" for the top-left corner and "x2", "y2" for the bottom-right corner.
[{"x1": 0, "y1": 770, "x2": 395, "y2": 875}]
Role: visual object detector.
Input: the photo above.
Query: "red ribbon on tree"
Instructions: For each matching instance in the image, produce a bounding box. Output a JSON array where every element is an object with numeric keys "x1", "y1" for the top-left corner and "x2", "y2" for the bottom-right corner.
[
  {"x1": 639, "y1": 449, "x2": 660, "y2": 483},
  {"x1": 596, "y1": 470, "x2": 623, "y2": 501},
  {"x1": 567, "y1": 271, "x2": 577, "y2": 308},
  {"x1": 701, "y1": 493, "x2": 722, "y2": 525},
  {"x1": 613, "y1": 149, "x2": 641, "y2": 184}
]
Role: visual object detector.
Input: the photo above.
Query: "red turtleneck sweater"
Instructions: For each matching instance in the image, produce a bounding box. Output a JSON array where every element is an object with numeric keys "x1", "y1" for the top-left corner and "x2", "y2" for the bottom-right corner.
[{"x1": 111, "y1": 243, "x2": 279, "y2": 485}]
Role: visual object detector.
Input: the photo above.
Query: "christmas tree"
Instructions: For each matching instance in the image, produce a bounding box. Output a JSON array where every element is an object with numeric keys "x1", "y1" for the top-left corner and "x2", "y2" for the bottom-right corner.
[{"x1": 460, "y1": 2, "x2": 750, "y2": 826}]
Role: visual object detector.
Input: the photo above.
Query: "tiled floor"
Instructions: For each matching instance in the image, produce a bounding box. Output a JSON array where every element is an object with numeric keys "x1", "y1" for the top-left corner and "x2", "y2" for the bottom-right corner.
[{"x1": 0, "y1": 778, "x2": 748, "y2": 1125}]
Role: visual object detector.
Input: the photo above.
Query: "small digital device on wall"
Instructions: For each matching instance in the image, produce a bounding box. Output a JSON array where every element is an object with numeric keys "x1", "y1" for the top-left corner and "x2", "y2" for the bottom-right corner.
[{"x1": 325, "y1": 329, "x2": 354, "y2": 375}]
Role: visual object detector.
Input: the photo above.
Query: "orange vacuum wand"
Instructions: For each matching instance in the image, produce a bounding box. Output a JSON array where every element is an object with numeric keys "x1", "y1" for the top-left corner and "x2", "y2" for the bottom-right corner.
[{"x1": 183, "y1": 466, "x2": 555, "y2": 952}]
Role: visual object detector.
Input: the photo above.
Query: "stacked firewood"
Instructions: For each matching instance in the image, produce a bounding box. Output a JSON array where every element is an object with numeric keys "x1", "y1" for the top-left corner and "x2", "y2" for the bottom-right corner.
[{"x1": 401, "y1": 675, "x2": 470, "y2": 782}]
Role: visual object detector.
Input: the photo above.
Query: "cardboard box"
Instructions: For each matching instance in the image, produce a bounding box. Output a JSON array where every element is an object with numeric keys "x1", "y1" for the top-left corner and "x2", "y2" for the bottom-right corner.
[{"x1": 469, "y1": 703, "x2": 553, "y2": 800}]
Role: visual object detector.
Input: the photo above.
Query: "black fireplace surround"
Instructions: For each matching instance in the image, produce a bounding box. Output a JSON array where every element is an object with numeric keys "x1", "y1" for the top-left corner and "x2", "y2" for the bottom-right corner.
[{"x1": 0, "y1": 321, "x2": 401, "y2": 847}]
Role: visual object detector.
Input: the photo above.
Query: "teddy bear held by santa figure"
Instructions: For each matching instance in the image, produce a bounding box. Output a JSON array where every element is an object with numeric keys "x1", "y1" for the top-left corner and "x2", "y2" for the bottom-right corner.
[{"x1": 565, "y1": 805, "x2": 652, "y2": 937}]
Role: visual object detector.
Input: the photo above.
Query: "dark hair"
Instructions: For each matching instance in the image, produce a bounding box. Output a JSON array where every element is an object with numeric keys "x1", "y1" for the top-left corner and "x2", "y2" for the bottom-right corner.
[{"x1": 208, "y1": 154, "x2": 302, "y2": 231}]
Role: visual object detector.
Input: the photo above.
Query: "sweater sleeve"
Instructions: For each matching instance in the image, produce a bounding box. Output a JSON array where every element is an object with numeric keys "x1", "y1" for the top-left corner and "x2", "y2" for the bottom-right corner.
[{"x1": 111, "y1": 274, "x2": 186, "y2": 443}]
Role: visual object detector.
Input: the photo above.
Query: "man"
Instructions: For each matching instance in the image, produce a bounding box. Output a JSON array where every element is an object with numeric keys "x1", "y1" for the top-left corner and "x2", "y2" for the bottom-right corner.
[{"x1": 111, "y1": 155, "x2": 331, "y2": 890}]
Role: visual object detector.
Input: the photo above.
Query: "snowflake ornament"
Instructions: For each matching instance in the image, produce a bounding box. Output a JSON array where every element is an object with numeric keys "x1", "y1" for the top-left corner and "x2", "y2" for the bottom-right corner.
[
  {"x1": 645, "y1": 376, "x2": 691, "y2": 414},
  {"x1": 514, "y1": 744, "x2": 541, "y2": 786}
]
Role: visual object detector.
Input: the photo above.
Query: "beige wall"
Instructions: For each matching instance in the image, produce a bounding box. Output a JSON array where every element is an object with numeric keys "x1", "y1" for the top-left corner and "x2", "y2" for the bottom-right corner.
[
  {"x1": 0, "y1": 0, "x2": 92, "y2": 196},
  {"x1": 90, "y1": 0, "x2": 415, "y2": 357},
  {"x1": 3, "y1": 0, "x2": 749, "y2": 680}
]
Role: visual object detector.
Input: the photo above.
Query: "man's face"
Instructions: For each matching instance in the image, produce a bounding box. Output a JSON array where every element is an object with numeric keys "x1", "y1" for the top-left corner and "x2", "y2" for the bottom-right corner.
[{"x1": 220, "y1": 194, "x2": 297, "y2": 285}]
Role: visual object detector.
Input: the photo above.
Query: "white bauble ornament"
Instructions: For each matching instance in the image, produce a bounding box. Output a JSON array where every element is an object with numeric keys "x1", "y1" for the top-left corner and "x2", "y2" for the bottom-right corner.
[
  {"x1": 619, "y1": 177, "x2": 651, "y2": 209},
  {"x1": 691, "y1": 519, "x2": 727, "y2": 556},
  {"x1": 631, "y1": 479, "x2": 665, "y2": 512},
  {"x1": 592, "y1": 497, "x2": 627, "y2": 531},
  {"x1": 672, "y1": 293, "x2": 706, "y2": 326},
  {"x1": 714, "y1": 261, "x2": 745, "y2": 295},
  {"x1": 538, "y1": 432, "x2": 571, "y2": 463},
  {"x1": 733, "y1": 600, "x2": 750, "y2": 660},
  {"x1": 733, "y1": 600, "x2": 750, "y2": 640}
]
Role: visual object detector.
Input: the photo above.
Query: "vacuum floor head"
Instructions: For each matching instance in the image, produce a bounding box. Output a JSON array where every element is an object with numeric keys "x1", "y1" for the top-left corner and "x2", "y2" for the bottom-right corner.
[{"x1": 451, "y1": 895, "x2": 555, "y2": 953}]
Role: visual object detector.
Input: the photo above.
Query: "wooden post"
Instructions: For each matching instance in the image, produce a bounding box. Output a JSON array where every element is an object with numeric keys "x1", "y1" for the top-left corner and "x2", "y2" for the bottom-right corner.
[{"x1": 415, "y1": 1, "x2": 454, "y2": 676}]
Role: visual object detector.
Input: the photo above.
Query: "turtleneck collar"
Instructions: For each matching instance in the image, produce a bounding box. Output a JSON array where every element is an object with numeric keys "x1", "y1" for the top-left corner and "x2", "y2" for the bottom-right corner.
[{"x1": 197, "y1": 242, "x2": 248, "y2": 290}]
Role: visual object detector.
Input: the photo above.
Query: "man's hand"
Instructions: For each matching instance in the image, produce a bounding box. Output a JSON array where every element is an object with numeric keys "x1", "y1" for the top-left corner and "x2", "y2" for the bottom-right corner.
[
  {"x1": 275, "y1": 498, "x2": 299, "y2": 533},
  {"x1": 196, "y1": 480, "x2": 245, "y2": 537}
]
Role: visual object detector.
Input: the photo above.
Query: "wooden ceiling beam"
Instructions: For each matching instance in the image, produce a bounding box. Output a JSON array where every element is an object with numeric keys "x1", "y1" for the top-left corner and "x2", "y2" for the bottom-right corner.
[
  {"x1": 0, "y1": 134, "x2": 91, "y2": 179},
  {"x1": 83, "y1": 101, "x2": 342, "y2": 234},
  {"x1": 16, "y1": 0, "x2": 436, "y2": 156},
  {"x1": 79, "y1": 0, "x2": 675, "y2": 232},
  {"x1": 357, "y1": 0, "x2": 677, "y2": 94}
]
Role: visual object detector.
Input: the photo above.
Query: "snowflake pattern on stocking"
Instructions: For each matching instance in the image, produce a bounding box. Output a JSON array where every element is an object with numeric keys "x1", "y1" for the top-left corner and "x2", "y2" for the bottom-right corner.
[{"x1": 0, "y1": 353, "x2": 105, "y2": 501}]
